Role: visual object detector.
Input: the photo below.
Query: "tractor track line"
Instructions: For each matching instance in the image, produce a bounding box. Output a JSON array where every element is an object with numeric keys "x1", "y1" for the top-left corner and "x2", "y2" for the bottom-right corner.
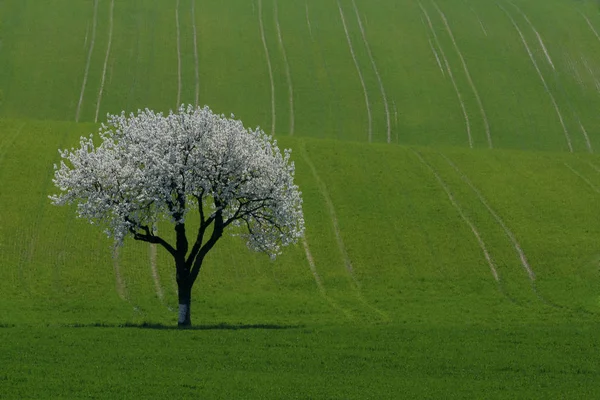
[
  {"x1": 303, "y1": 238, "x2": 325, "y2": 294},
  {"x1": 509, "y1": 2, "x2": 555, "y2": 70},
  {"x1": 578, "y1": 120, "x2": 593, "y2": 153},
  {"x1": 434, "y1": 1, "x2": 492, "y2": 148},
  {"x1": 565, "y1": 163, "x2": 600, "y2": 193},
  {"x1": 95, "y1": 0, "x2": 115, "y2": 123},
  {"x1": 301, "y1": 145, "x2": 388, "y2": 320},
  {"x1": 581, "y1": 55, "x2": 600, "y2": 94},
  {"x1": 75, "y1": 0, "x2": 99, "y2": 123},
  {"x1": 428, "y1": 37, "x2": 445, "y2": 76},
  {"x1": 580, "y1": 11, "x2": 600, "y2": 45},
  {"x1": 352, "y1": 0, "x2": 391, "y2": 143},
  {"x1": 258, "y1": 0, "x2": 276, "y2": 135},
  {"x1": 419, "y1": 2, "x2": 472, "y2": 148},
  {"x1": 393, "y1": 99, "x2": 399, "y2": 142},
  {"x1": 175, "y1": 0, "x2": 182, "y2": 107},
  {"x1": 441, "y1": 153, "x2": 535, "y2": 282},
  {"x1": 303, "y1": 238, "x2": 353, "y2": 319},
  {"x1": 470, "y1": 7, "x2": 488, "y2": 37},
  {"x1": 305, "y1": 2, "x2": 313, "y2": 41},
  {"x1": 589, "y1": 161, "x2": 600, "y2": 174},
  {"x1": 441, "y1": 152, "x2": 561, "y2": 306},
  {"x1": 192, "y1": 0, "x2": 200, "y2": 107},
  {"x1": 274, "y1": 0, "x2": 294, "y2": 135},
  {"x1": 499, "y1": 4, "x2": 573, "y2": 152},
  {"x1": 149, "y1": 243, "x2": 165, "y2": 301},
  {"x1": 412, "y1": 150, "x2": 500, "y2": 284},
  {"x1": 83, "y1": 21, "x2": 90, "y2": 49},
  {"x1": 338, "y1": 0, "x2": 372, "y2": 142}
]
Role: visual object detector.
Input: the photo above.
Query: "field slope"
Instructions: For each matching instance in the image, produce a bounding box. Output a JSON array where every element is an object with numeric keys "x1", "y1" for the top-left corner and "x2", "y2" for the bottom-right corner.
[{"x1": 1, "y1": 120, "x2": 600, "y2": 397}]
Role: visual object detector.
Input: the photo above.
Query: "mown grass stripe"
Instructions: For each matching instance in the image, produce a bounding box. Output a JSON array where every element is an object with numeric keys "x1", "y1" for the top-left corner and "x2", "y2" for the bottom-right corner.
[
  {"x1": 419, "y1": 2, "x2": 472, "y2": 148},
  {"x1": 75, "y1": 0, "x2": 99, "y2": 123},
  {"x1": 500, "y1": 4, "x2": 573, "y2": 152},
  {"x1": 338, "y1": 0, "x2": 372, "y2": 142},
  {"x1": 433, "y1": 1, "x2": 492, "y2": 148},
  {"x1": 274, "y1": 0, "x2": 294, "y2": 135},
  {"x1": 95, "y1": 0, "x2": 115, "y2": 123},
  {"x1": 352, "y1": 0, "x2": 391, "y2": 143}
]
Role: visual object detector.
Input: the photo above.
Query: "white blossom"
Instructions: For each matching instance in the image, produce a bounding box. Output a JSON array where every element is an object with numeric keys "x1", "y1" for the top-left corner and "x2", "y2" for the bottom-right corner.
[{"x1": 50, "y1": 105, "x2": 305, "y2": 258}]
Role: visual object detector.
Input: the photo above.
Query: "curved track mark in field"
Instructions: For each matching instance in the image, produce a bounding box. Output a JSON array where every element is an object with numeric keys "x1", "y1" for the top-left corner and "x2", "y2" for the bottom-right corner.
[
  {"x1": 302, "y1": 238, "x2": 353, "y2": 319},
  {"x1": 412, "y1": 150, "x2": 500, "y2": 284},
  {"x1": 509, "y1": 2, "x2": 555, "y2": 71},
  {"x1": 588, "y1": 161, "x2": 600, "y2": 174},
  {"x1": 175, "y1": 0, "x2": 182, "y2": 107},
  {"x1": 500, "y1": 5, "x2": 573, "y2": 152},
  {"x1": 434, "y1": 1, "x2": 492, "y2": 148},
  {"x1": 393, "y1": 99, "x2": 399, "y2": 142},
  {"x1": 149, "y1": 243, "x2": 165, "y2": 301},
  {"x1": 95, "y1": 0, "x2": 115, "y2": 123},
  {"x1": 419, "y1": 2, "x2": 472, "y2": 148},
  {"x1": 258, "y1": 0, "x2": 276, "y2": 135},
  {"x1": 581, "y1": 55, "x2": 600, "y2": 94},
  {"x1": 352, "y1": 0, "x2": 391, "y2": 143},
  {"x1": 305, "y1": 2, "x2": 313, "y2": 41},
  {"x1": 428, "y1": 37, "x2": 445, "y2": 77},
  {"x1": 301, "y1": 145, "x2": 388, "y2": 320},
  {"x1": 83, "y1": 21, "x2": 90, "y2": 49},
  {"x1": 75, "y1": 0, "x2": 99, "y2": 122},
  {"x1": 274, "y1": 0, "x2": 294, "y2": 135},
  {"x1": 338, "y1": 1, "x2": 372, "y2": 142},
  {"x1": 580, "y1": 12, "x2": 600, "y2": 45},
  {"x1": 565, "y1": 163, "x2": 600, "y2": 193},
  {"x1": 441, "y1": 153, "x2": 536, "y2": 283},
  {"x1": 303, "y1": 238, "x2": 325, "y2": 294},
  {"x1": 301, "y1": 147, "x2": 358, "y2": 286},
  {"x1": 578, "y1": 120, "x2": 593, "y2": 153},
  {"x1": 113, "y1": 245, "x2": 128, "y2": 302},
  {"x1": 469, "y1": 6, "x2": 488, "y2": 37},
  {"x1": 192, "y1": 0, "x2": 200, "y2": 107}
]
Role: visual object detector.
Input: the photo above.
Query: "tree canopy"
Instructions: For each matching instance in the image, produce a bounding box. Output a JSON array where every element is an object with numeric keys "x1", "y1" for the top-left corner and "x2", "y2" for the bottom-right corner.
[{"x1": 51, "y1": 105, "x2": 304, "y2": 325}]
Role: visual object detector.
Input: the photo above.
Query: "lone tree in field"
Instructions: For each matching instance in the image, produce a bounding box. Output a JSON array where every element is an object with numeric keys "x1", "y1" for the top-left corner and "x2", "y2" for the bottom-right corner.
[{"x1": 51, "y1": 105, "x2": 304, "y2": 326}]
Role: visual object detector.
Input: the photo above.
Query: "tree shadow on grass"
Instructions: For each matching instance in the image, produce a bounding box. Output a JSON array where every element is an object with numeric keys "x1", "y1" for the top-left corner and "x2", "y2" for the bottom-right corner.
[{"x1": 66, "y1": 322, "x2": 302, "y2": 331}]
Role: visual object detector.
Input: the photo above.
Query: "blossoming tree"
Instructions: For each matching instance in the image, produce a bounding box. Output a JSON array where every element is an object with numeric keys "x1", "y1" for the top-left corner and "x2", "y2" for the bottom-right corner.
[{"x1": 51, "y1": 105, "x2": 304, "y2": 326}]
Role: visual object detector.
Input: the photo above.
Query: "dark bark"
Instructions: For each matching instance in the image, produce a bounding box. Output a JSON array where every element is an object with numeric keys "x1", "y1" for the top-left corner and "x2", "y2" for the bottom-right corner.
[{"x1": 177, "y1": 278, "x2": 192, "y2": 327}]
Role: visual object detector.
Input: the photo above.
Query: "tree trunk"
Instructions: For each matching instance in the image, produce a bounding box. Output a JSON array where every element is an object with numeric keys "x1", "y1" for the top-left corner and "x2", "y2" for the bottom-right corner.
[{"x1": 177, "y1": 280, "x2": 192, "y2": 327}]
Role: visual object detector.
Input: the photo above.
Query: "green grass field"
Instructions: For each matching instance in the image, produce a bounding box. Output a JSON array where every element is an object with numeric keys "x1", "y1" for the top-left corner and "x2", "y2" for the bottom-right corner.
[{"x1": 2, "y1": 0, "x2": 600, "y2": 398}]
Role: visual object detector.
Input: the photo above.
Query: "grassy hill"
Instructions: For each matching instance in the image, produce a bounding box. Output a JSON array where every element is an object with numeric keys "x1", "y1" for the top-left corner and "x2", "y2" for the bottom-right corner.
[
  {"x1": 1, "y1": 0, "x2": 600, "y2": 149},
  {"x1": 1, "y1": 119, "x2": 600, "y2": 397}
]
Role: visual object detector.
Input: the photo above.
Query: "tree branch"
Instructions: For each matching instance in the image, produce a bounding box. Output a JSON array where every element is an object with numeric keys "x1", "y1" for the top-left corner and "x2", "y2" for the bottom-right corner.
[
  {"x1": 131, "y1": 228, "x2": 177, "y2": 258},
  {"x1": 188, "y1": 210, "x2": 224, "y2": 285}
]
